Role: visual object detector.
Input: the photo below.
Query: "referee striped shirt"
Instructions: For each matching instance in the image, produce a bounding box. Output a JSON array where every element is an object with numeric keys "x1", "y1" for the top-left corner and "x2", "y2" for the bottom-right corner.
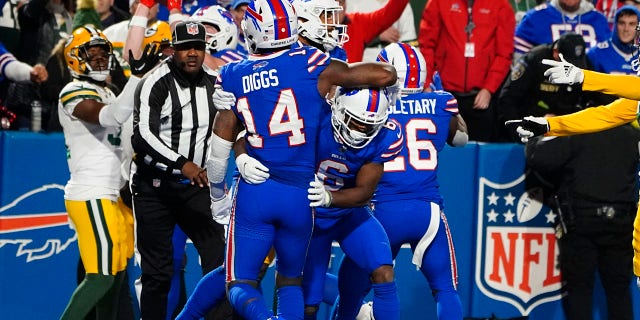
[{"x1": 133, "y1": 60, "x2": 217, "y2": 175}]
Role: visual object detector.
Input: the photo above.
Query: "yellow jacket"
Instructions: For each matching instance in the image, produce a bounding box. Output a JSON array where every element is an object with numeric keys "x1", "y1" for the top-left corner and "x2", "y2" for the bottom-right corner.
[{"x1": 546, "y1": 69, "x2": 640, "y2": 276}]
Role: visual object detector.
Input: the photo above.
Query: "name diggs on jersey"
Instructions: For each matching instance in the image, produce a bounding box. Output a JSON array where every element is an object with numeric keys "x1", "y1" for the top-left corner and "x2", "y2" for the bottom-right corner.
[
  {"x1": 242, "y1": 69, "x2": 280, "y2": 93},
  {"x1": 390, "y1": 98, "x2": 437, "y2": 115}
]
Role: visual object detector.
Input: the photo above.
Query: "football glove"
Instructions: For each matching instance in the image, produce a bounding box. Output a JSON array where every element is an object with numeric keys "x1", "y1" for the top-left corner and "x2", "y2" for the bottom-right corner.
[
  {"x1": 236, "y1": 153, "x2": 270, "y2": 184},
  {"x1": 210, "y1": 194, "x2": 231, "y2": 225},
  {"x1": 308, "y1": 175, "x2": 332, "y2": 207},
  {"x1": 637, "y1": 276, "x2": 640, "y2": 290},
  {"x1": 429, "y1": 71, "x2": 443, "y2": 91},
  {"x1": 212, "y1": 85, "x2": 236, "y2": 110},
  {"x1": 504, "y1": 116, "x2": 549, "y2": 143},
  {"x1": 542, "y1": 53, "x2": 584, "y2": 85},
  {"x1": 128, "y1": 43, "x2": 161, "y2": 76}
]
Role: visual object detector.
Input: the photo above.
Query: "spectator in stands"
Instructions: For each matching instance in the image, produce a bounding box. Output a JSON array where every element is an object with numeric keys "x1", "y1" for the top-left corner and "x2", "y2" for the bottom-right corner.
[
  {"x1": 0, "y1": 41, "x2": 48, "y2": 129},
  {"x1": 338, "y1": 0, "x2": 410, "y2": 62},
  {"x1": 345, "y1": 0, "x2": 416, "y2": 62},
  {"x1": 512, "y1": 0, "x2": 546, "y2": 24},
  {"x1": 17, "y1": 0, "x2": 73, "y2": 66},
  {"x1": 96, "y1": 0, "x2": 132, "y2": 29},
  {"x1": 498, "y1": 32, "x2": 595, "y2": 141},
  {"x1": 514, "y1": 0, "x2": 610, "y2": 63},
  {"x1": 418, "y1": 0, "x2": 515, "y2": 142},
  {"x1": 588, "y1": 5, "x2": 640, "y2": 75}
]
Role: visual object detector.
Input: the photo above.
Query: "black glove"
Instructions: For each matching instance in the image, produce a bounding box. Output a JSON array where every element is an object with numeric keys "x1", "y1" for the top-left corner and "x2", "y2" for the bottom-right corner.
[
  {"x1": 504, "y1": 116, "x2": 549, "y2": 143},
  {"x1": 129, "y1": 43, "x2": 161, "y2": 76}
]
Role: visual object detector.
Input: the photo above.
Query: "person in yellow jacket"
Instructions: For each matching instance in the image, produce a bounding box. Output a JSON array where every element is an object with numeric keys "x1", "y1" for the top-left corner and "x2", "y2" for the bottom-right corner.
[{"x1": 508, "y1": 54, "x2": 640, "y2": 288}]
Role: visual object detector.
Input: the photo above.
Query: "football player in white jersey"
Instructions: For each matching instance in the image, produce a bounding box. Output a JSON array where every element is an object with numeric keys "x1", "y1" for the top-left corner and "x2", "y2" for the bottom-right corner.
[{"x1": 58, "y1": 25, "x2": 160, "y2": 319}]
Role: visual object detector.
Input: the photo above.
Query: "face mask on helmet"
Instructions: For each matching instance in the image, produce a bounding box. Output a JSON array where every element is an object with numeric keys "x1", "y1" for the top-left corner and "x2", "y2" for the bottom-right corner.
[
  {"x1": 377, "y1": 43, "x2": 426, "y2": 95},
  {"x1": 331, "y1": 87, "x2": 391, "y2": 149},
  {"x1": 293, "y1": 0, "x2": 348, "y2": 52},
  {"x1": 191, "y1": 5, "x2": 239, "y2": 54},
  {"x1": 64, "y1": 26, "x2": 116, "y2": 81},
  {"x1": 241, "y1": 0, "x2": 298, "y2": 53}
]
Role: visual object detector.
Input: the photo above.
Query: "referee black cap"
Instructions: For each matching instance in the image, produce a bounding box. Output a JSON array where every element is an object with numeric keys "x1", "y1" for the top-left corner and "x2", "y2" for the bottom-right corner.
[{"x1": 172, "y1": 21, "x2": 206, "y2": 46}]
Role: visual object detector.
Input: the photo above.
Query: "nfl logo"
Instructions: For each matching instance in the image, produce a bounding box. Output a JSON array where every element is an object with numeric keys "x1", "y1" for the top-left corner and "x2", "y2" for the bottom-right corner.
[
  {"x1": 186, "y1": 22, "x2": 199, "y2": 35},
  {"x1": 475, "y1": 174, "x2": 562, "y2": 315}
]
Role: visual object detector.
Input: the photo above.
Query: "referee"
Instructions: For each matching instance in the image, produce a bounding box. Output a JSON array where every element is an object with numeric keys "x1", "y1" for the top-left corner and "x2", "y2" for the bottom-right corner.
[{"x1": 131, "y1": 21, "x2": 225, "y2": 320}]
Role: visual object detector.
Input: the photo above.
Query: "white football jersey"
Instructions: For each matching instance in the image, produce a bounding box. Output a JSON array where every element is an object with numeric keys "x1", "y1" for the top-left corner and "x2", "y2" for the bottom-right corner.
[{"x1": 58, "y1": 79, "x2": 123, "y2": 200}]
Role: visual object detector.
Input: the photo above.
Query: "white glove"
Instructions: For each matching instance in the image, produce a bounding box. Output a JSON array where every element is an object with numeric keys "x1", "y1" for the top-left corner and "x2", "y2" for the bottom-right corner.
[
  {"x1": 505, "y1": 116, "x2": 549, "y2": 143},
  {"x1": 308, "y1": 175, "x2": 332, "y2": 207},
  {"x1": 212, "y1": 85, "x2": 236, "y2": 110},
  {"x1": 236, "y1": 153, "x2": 270, "y2": 184},
  {"x1": 210, "y1": 194, "x2": 232, "y2": 225},
  {"x1": 637, "y1": 276, "x2": 640, "y2": 290},
  {"x1": 542, "y1": 53, "x2": 584, "y2": 85}
]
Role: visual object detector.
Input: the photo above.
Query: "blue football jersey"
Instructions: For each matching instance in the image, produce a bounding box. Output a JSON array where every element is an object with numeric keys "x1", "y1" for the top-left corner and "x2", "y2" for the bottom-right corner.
[
  {"x1": 212, "y1": 48, "x2": 246, "y2": 64},
  {"x1": 587, "y1": 40, "x2": 638, "y2": 74},
  {"x1": 373, "y1": 91, "x2": 459, "y2": 204},
  {"x1": 315, "y1": 119, "x2": 403, "y2": 218},
  {"x1": 218, "y1": 47, "x2": 331, "y2": 185},
  {"x1": 514, "y1": 3, "x2": 610, "y2": 54}
]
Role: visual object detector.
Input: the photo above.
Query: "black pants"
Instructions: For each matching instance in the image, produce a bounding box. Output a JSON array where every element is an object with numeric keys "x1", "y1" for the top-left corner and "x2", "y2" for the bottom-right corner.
[
  {"x1": 132, "y1": 173, "x2": 226, "y2": 320},
  {"x1": 452, "y1": 91, "x2": 498, "y2": 142},
  {"x1": 559, "y1": 211, "x2": 634, "y2": 320}
]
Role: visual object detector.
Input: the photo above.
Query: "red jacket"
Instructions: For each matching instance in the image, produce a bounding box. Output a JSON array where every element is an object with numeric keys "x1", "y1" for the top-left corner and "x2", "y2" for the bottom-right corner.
[
  {"x1": 418, "y1": 0, "x2": 515, "y2": 94},
  {"x1": 343, "y1": 0, "x2": 409, "y2": 62}
]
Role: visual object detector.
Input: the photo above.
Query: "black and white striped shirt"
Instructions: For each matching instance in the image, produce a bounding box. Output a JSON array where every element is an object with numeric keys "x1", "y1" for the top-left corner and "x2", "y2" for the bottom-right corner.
[{"x1": 133, "y1": 60, "x2": 217, "y2": 176}]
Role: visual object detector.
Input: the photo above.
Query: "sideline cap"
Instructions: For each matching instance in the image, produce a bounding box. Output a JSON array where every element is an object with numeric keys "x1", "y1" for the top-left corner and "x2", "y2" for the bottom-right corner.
[{"x1": 172, "y1": 21, "x2": 206, "y2": 46}]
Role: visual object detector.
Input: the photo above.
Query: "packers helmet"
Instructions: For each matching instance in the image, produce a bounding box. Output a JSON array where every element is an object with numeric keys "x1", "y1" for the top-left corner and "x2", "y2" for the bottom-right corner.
[
  {"x1": 64, "y1": 25, "x2": 115, "y2": 81},
  {"x1": 143, "y1": 20, "x2": 172, "y2": 50}
]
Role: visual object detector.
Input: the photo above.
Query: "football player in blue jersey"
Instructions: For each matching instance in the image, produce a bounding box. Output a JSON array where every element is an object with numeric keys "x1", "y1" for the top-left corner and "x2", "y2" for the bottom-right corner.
[
  {"x1": 191, "y1": 5, "x2": 247, "y2": 69},
  {"x1": 337, "y1": 43, "x2": 468, "y2": 320},
  {"x1": 292, "y1": 0, "x2": 349, "y2": 62},
  {"x1": 587, "y1": 5, "x2": 640, "y2": 75},
  {"x1": 515, "y1": 0, "x2": 610, "y2": 61},
  {"x1": 205, "y1": 0, "x2": 397, "y2": 318},
  {"x1": 302, "y1": 87, "x2": 403, "y2": 320}
]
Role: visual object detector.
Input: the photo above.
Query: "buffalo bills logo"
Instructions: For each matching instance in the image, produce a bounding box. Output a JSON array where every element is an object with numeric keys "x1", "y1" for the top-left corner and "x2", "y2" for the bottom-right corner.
[
  {"x1": 475, "y1": 175, "x2": 561, "y2": 315},
  {"x1": 252, "y1": 61, "x2": 269, "y2": 70},
  {"x1": 0, "y1": 184, "x2": 76, "y2": 262}
]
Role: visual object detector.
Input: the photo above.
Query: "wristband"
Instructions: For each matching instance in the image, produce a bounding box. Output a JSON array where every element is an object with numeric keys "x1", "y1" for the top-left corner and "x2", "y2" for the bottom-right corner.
[{"x1": 129, "y1": 15, "x2": 148, "y2": 28}]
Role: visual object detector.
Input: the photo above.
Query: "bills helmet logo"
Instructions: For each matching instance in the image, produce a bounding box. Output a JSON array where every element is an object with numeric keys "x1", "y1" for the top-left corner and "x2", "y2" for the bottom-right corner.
[{"x1": 475, "y1": 175, "x2": 561, "y2": 315}]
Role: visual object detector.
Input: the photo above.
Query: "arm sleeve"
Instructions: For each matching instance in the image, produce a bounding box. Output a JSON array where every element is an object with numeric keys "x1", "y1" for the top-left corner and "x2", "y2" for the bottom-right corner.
[
  {"x1": 2, "y1": 59, "x2": 33, "y2": 83},
  {"x1": 98, "y1": 76, "x2": 141, "y2": 127},
  {"x1": 547, "y1": 98, "x2": 638, "y2": 136},
  {"x1": 582, "y1": 70, "x2": 640, "y2": 100},
  {"x1": 418, "y1": 0, "x2": 441, "y2": 85},
  {"x1": 484, "y1": 2, "x2": 515, "y2": 93}
]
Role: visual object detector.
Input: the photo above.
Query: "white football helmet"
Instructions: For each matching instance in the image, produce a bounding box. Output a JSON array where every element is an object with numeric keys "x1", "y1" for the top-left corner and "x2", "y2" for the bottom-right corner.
[
  {"x1": 331, "y1": 87, "x2": 391, "y2": 149},
  {"x1": 191, "y1": 5, "x2": 239, "y2": 54},
  {"x1": 292, "y1": 0, "x2": 348, "y2": 51},
  {"x1": 376, "y1": 43, "x2": 427, "y2": 95},
  {"x1": 241, "y1": 0, "x2": 298, "y2": 53}
]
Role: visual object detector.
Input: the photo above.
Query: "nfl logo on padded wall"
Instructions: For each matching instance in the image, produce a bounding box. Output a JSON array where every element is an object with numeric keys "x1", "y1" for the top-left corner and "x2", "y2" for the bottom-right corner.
[{"x1": 475, "y1": 174, "x2": 562, "y2": 315}]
